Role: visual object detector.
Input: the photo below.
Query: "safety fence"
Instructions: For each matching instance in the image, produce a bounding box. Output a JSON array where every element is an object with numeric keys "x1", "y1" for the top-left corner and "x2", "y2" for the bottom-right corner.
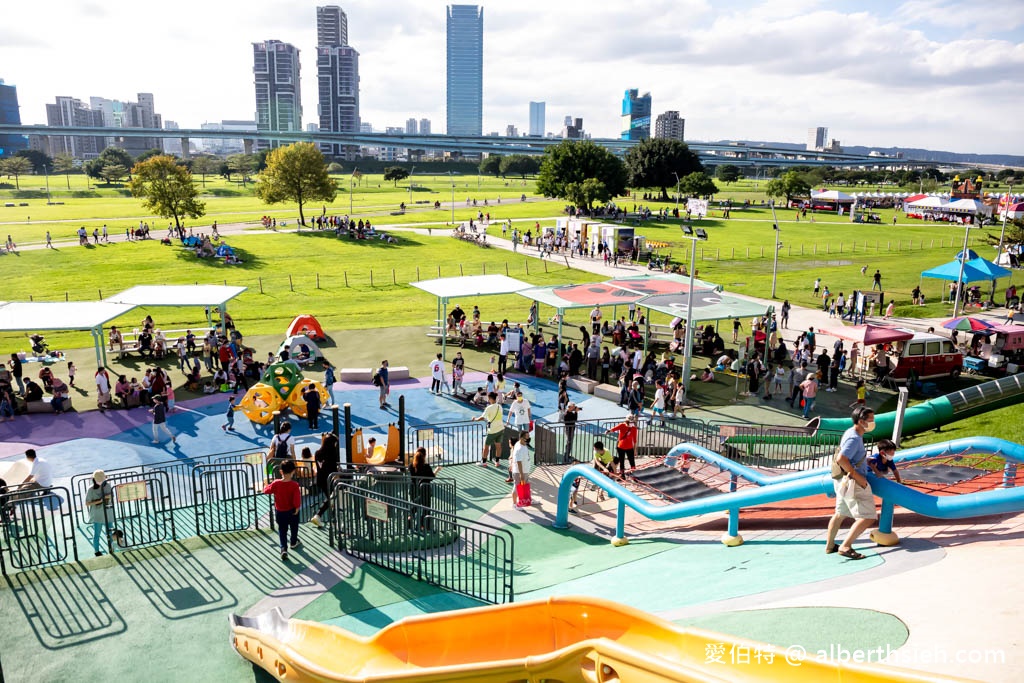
[{"x1": 331, "y1": 483, "x2": 514, "y2": 604}]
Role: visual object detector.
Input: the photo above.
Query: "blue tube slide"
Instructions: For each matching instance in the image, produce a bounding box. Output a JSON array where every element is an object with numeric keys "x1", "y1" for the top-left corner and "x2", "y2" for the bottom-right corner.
[{"x1": 554, "y1": 437, "x2": 1024, "y2": 540}]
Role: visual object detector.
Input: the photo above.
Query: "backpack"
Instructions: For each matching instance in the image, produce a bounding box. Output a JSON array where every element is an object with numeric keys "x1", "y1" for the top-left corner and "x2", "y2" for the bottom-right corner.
[
  {"x1": 371, "y1": 371, "x2": 382, "y2": 387},
  {"x1": 273, "y1": 435, "x2": 291, "y2": 460}
]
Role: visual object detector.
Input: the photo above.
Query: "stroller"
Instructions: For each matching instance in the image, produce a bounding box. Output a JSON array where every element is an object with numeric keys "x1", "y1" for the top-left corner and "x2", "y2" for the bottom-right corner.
[{"x1": 30, "y1": 334, "x2": 48, "y2": 355}]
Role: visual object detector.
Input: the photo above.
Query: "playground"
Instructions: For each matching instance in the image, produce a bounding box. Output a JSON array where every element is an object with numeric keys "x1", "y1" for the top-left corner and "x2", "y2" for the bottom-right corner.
[{"x1": 2, "y1": 179, "x2": 1024, "y2": 681}]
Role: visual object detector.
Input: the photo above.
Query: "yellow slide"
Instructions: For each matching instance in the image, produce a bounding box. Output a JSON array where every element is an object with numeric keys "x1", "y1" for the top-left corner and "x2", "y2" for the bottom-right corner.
[{"x1": 229, "y1": 596, "x2": 973, "y2": 683}]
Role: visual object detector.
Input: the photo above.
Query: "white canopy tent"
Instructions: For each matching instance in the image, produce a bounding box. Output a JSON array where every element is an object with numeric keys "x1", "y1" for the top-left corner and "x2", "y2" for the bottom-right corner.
[
  {"x1": 945, "y1": 198, "x2": 993, "y2": 217},
  {"x1": 410, "y1": 275, "x2": 533, "y2": 359},
  {"x1": 0, "y1": 301, "x2": 137, "y2": 367},
  {"x1": 811, "y1": 190, "x2": 855, "y2": 202},
  {"x1": 104, "y1": 284, "x2": 248, "y2": 337}
]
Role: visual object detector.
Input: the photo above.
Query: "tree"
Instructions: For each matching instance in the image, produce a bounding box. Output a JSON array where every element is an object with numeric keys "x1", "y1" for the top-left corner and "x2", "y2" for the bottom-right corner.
[
  {"x1": 536, "y1": 140, "x2": 627, "y2": 211},
  {"x1": 327, "y1": 162, "x2": 344, "y2": 174},
  {"x1": 479, "y1": 155, "x2": 502, "y2": 176},
  {"x1": 189, "y1": 156, "x2": 218, "y2": 188},
  {"x1": 623, "y1": 138, "x2": 703, "y2": 200},
  {"x1": 129, "y1": 155, "x2": 206, "y2": 229},
  {"x1": 678, "y1": 172, "x2": 719, "y2": 198},
  {"x1": 135, "y1": 148, "x2": 165, "y2": 163},
  {"x1": 53, "y1": 154, "x2": 76, "y2": 189},
  {"x1": 255, "y1": 142, "x2": 337, "y2": 227},
  {"x1": 565, "y1": 178, "x2": 610, "y2": 210},
  {"x1": 0, "y1": 156, "x2": 33, "y2": 189},
  {"x1": 15, "y1": 149, "x2": 52, "y2": 174},
  {"x1": 500, "y1": 154, "x2": 540, "y2": 179},
  {"x1": 100, "y1": 164, "x2": 129, "y2": 185},
  {"x1": 765, "y1": 171, "x2": 811, "y2": 206},
  {"x1": 383, "y1": 166, "x2": 410, "y2": 186},
  {"x1": 87, "y1": 147, "x2": 135, "y2": 182},
  {"x1": 716, "y1": 164, "x2": 741, "y2": 184},
  {"x1": 227, "y1": 153, "x2": 259, "y2": 186}
]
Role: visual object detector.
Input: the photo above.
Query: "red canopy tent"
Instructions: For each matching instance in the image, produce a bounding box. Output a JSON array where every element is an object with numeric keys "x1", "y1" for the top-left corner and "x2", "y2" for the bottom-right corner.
[{"x1": 819, "y1": 324, "x2": 914, "y2": 346}]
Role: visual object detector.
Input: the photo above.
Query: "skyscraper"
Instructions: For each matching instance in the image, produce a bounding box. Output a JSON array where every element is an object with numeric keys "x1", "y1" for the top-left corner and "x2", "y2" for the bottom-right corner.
[
  {"x1": 0, "y1": 80, "x2": 28, "y2": 158},
  {"x1": 253, "y1": 40, "x2": 302, "y2": 151},
  {"x1": 317, "y1": 5, "x2": 348, "y2": 47},
  {"x1": 405, "y1": 118, "x2": 418, "y2": 135},
  {"x1": 419, "y1": 118, "x2": 431, "y2": 135},
  {"x1": 446, "y1": 5, "x2": 483, "y2": 136},
  {"x1": 654, "y1": 111, "x2": 685, "y2": 141},
  {"x1": 528, "y1": 101, "x2": 545, "y2": 137},
  {"x1": 45, "y1": 96, "x2": 105, "y2": 157},
  {"x1": 316, "y1": 6, "x2": 360, "y2": 159},
  {"x1": 806, "y1": 126, "x2": 828, "y2": 151},
  {"x1": 621, "y1": 89, "x2": 651, "y2": 140},
  {"x1": 89, "y1": 93, "x2": 163, "y2": 154}
]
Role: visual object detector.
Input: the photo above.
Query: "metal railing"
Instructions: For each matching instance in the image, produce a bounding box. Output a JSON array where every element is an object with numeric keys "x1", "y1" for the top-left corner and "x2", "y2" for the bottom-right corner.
[
  {"x1": 406, "y1": 420, "x2": 487, "y2": 465},
  {"x1": 98, "y1": 470, "x2": 176, "y2": 552},
  {"x1": 192, "y1": 463, "x2": 262, "y2": 536},
  {"x1": 332, "y1": 484, "x2": 514, "y2": 604},
  {"x1": 0, "y1": 486, "x2": 78, "y2": 575}
]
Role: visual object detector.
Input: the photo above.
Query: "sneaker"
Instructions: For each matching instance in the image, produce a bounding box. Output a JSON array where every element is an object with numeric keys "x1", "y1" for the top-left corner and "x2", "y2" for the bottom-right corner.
[
  {"x1": 504, "y1": 477, "x2": 513, "y2": 483},
  {"x1": 280, "y1": 550, "x2": 288, "y2": 561},
  {"x1": 94, "y1": 551, "x2": 103, "y2": 557},
  {"x1": 290, "y1": 539, "x2": 301, "y2": 550},
  {"x1": 221, "y1": 425, "x2": 227, "y2": 431},
  {"x1": 477, "y1": 461, "x2": 488, "y2": 467},
  {"x1": 309, "y1": 515, "x2": 323, "y2": 528}
]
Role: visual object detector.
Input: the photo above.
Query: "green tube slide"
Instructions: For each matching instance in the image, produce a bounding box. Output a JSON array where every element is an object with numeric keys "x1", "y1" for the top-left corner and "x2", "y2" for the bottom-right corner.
[{"x1": 817, "y1": 396, "x2": 954, "y2": 440}]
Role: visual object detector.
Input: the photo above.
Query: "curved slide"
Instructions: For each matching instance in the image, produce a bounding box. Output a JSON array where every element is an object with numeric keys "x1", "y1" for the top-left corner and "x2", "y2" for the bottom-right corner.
[
  {"x1": 230, "y1": 596, "x2": 971, "y2": 682},
  {"x1": 554, "y1": 437, "x2": 1024, "y2": 545}
]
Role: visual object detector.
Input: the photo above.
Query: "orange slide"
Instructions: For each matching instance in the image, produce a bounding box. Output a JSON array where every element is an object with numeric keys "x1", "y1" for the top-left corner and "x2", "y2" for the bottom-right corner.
[{"x1": 229, "y1": 596, "x2": 974, "y2": 682}]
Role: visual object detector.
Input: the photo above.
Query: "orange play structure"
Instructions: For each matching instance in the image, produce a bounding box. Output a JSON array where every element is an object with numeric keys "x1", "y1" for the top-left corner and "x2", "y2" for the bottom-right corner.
[
  {"x1": 349, "y1": 425, "x2": 403, "y2": 465},
  {"x1": 230, "y1": 596, "x2": 974, "y2": 683},
  {"x1": 286, "y1": 314, "x2": 326, "y2": 341}
]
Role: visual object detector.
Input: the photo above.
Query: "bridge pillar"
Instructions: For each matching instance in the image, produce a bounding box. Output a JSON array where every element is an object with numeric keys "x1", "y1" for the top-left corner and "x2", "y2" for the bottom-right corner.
[
  {"x1": 180, "y1": 138, "x2": 190, "y2": 160},
  {"x1": 243, "y1": 139, "x2": 254, "y2": 155}
]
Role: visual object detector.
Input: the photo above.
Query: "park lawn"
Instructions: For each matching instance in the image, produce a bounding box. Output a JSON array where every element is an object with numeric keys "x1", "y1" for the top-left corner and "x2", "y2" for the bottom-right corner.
[
  {"x1": 899, "y1": 401, "x2": 1024, "y2": 451},
  {"x1": 0, "y1": 230, "x2": 604, "y2": 350}
]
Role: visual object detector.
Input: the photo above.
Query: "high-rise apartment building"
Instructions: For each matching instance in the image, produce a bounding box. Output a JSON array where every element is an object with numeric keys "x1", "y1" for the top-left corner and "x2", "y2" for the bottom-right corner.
[
  {"x1": 561, "y1": 117, "x2": 585, "y2": 139},
  {"x1": 621, "y1": 89, "x2": 651, "y2": 140},
  {"x1": 253, "y1": 40, "x2": 302, "y2": 151},
  {"x1": 0, "y1": 80, "x2": 28, "y2": 158},
  {"x1": 316, "y1": 6, "x2": 360, "y2": 159},
  {"x1": 45, "y1": 96, "x2": 105, "y2": 158},
  {"x1": 419, "y1": 118, "x2": 431, "y2": 135},
  {"x1": 90, "y1": 93, "x2": 163, "y2": 154},
  {"x1": 198, "y1": 120, "x2": 257, "y2": 155},
  {"x1": 654, "y1": 110, "x2": 685, "y2": 141},
  {"x1": 505, "y1": 124, "x2": 518, "y2": 137},
  {"x1": 807, "y1": 126, "x2": 828, "y2": 151},
  {"x1": 317, "y1": 5, "x2": 348, "y2": 47},
  {"x1": 528, "y1": 101, "x2": 545, "y2": 137},
  {"x1": 446, "y1": 5, "x2": 483, "y2": 136},
  {"x1": 405, "y1": 118, "x2": 418, "y2": 135},
  {"x1": 163, "y1": 120, "x2": 182, "y2": 155}
]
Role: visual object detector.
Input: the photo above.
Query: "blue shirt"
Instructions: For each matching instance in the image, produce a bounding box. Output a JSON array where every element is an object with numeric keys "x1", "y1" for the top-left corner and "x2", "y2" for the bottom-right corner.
[
  {"x1": 839, "y1": 426, "x2": 867, "y2": 476},
  {"x1": 867, "y1": 454, "x2": 898, "y2": 476},
  {"x1": 378, "y1": 367, "x2": 389, "y2": 386}
]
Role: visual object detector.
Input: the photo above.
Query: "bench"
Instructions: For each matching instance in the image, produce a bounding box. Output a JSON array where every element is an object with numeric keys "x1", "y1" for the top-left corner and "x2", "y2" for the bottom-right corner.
[
  {"x1": 593, "y1": 383, "x2": 622, "y2": 402},
  {"x1": 339, "y1": 368, "x2": 373, "y2": 382},
  {"x1": 565, "y1": 376, "x2": 598, "y2": 394},
  {"x1": 24, "y1": 396, "x2": 73, "y2": 414},
  {"x1": 389, "y1": 366, "x2": 410, "y2": 380}
]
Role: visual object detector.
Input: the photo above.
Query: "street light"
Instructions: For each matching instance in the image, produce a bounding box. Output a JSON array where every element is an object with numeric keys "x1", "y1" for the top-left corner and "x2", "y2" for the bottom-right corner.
[
  {"x1": 680, "y1": 226, "x2": 709, "y2": 394},
  {"x1": 673, "y1": 172, "x2": 681, "y2": 213},
  {"x1": 769, "y1": 199, "x2": 781, "y2": 298},
  {"x1": 996, "y1": 182, "x2": 1014, "y2": 269},
  {"x1": 407, "y1": 166, "x2": 416, "y2": 206},
  {"x1": 449, "y1": 171, "x2": 455, "y2": 226}
]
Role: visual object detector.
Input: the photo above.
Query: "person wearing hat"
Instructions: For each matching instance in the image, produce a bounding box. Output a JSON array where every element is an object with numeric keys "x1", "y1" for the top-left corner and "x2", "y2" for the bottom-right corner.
[{"x1": 84, "y1": 470, "x2": 113, "y2": 556}]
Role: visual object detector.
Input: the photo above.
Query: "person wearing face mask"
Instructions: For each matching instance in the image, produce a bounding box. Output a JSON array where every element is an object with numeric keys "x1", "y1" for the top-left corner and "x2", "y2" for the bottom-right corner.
[{"x1": 825, "y1": 406, "x2": 878, "y2": 560}]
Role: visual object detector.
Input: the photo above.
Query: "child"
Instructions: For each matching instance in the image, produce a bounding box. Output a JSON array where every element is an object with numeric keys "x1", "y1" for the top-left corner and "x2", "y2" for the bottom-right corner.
[
  {"x1": 650, "y1": 381, "x2": 666, "y2": 426},
  {"x1": 489, "y1": 355, "x2": 497, "y2": 374},
  {"x1": 569, "y1": 441, "x2": 612, "y2": 512},
  {"x1": 222, "y1": 395, "x2": 239, "y2": 432},
  {"x1": 849, "y1": 379, "x2": 868, "y2": 408},
  {"x1": 263, "y1": 460, "x2": 301, "y2": 561},
  {"x1": 867, "y1": 439, "x2": 902, "y2": 484},
  {"x1": 165, "y1": 383, "x2": 176, "y2": 411},
  {"x1": 773, "y1": 364, "x2": 786, "y2": 394},
  {"x1": 673, "y1": 381, "x2": 686, "y2": 418},
  {"x1": 485, "y1": 374, "x2": 496, "y2": 394},
  {"x1": 67, "y1": 361, "x2": 77, "y2": 387}
]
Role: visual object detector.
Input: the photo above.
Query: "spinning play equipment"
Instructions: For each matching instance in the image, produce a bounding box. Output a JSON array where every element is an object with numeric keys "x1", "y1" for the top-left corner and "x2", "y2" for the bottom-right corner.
[
  {"x1": 349, "y1": 425, "x2": 403, "y2": 465},
  {"x1": 229, "y1": 595, "x2": 971, "y2": 682},
  {"x1": 556, "y1": 437, "x2": 1024, "y2": 547},
  {"x1": 237, "y1": 362, "x2": 330, "y2": 425},
  {"x1": 285, "y1": 314, "x2": 326, "y2": 341}
]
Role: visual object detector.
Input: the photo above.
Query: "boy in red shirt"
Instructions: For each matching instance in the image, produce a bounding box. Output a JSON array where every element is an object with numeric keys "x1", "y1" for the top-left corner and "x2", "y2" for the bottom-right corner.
[
  {"x1": 264, "y1": 460, "x2": 301, "y2": 560},
  {"x1": 605, "y1": 415, "x2": 639, "y2": 476}
]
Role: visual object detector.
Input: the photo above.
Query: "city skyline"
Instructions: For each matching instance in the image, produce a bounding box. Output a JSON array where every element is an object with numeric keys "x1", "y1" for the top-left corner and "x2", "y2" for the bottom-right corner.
[{"x1": 1, "y1": 0, "x2": 1022, "y2": 154}]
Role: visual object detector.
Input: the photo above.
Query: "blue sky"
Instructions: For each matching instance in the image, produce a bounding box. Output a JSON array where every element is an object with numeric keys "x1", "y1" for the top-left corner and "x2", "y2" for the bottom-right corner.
[{"x1": 1, "y1": 0, "x2": 1022, "y2": 154}]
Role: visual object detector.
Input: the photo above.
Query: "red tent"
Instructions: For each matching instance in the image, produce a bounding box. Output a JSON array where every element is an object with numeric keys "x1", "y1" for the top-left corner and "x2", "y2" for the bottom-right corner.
[
  {"x1": 286, "y1": 314, "x2": 326, "y2": 341},
  {"x1": 819, "y1": 324, "x2": 914, "y2": 346}
]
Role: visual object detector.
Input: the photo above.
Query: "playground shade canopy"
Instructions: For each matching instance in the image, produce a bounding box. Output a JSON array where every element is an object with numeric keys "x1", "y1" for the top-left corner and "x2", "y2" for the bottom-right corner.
[
  {"x1": 819, "y1": 324, "x2": 914, "y2": 346},
  {"x1": 0, "y1": 301, "x2": 136, "y2": 332},
  {"x1": 921, "y1": 260, "x2": 992, "y2": 283},
  {"x1": 410, "y1": 275, "x2": 532, "y2": 301},
  {"x1": 638, "y1": 290, "x2": 771, "y2": 322},
  {"x1": 516, "y1": 273, "x2": 720, "y2": 311},
  {"x1": 104, "y1": 284, "x2": 248, "y2": 307}
]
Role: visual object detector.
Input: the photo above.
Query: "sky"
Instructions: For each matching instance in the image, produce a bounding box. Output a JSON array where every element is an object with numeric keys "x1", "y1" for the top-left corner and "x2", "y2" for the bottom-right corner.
[{"x1": 2, "y1": 0, "x2": 1023, "y2": 155}]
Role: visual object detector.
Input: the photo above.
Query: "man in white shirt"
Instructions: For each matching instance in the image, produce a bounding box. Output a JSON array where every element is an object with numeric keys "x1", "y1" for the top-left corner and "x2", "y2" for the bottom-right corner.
[
  {"x1": 510, "y1": 433, "x2": 532, "y2": 497},
  {"x1": 506, "y1": 392, "x2": 532, "y2": 434},
  {"x1": 428, "y1": 353, "x2": 445, "y2": 394},
  {"x1": 21, "y1": 449, "x2": 53, "y2": 491},
  {"x1": 498, "y1": 334, "x2": 509, "y2": 375},
  {"x1": 472, "y1": 392, "x2": 505, "y2": 467},
  {"x1": 590, "y1": 305, "x2": 602, "y2": 335}
]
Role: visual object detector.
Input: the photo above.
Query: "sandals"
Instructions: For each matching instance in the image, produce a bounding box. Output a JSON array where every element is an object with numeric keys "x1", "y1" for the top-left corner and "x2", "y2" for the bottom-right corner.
[
  {"x1": 837, "y1": 548, "x2": 866, "y2": 560},
  {"x1": 825, "y1": 543, "x2": 839, "y2": 554}
]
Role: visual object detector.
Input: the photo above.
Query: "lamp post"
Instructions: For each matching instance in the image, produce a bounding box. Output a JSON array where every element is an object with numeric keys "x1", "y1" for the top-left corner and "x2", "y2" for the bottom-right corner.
[
  {"x1": 680, "y1": 226, "x2": 709, "y2": 394},
  {"x1": 996, "y1": 182, "x2": 1014, "y2": 268},
  {"x1": 407, "y1": 166, "x2": 416, "y2": 206},
  {"x1": 769, "y1": 200, "x2": 781, "y2": 298},
  {"x1": 673, "y1": 172, "x2": 681, "y2": 213},
  {"x1": 952, "y1": 220, "x2": 973, "y2": 318},
  {"x1": 449, "y1": 171, "x2": 455, "y2": 226}
]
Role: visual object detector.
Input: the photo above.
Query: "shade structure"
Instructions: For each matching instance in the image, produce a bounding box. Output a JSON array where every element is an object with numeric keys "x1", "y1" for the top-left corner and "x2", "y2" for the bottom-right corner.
[
  {"x1": 105, "y1": 284, "x2": 247, "y2": 308},
  {"x1": 0, "y1": 301, "x2": 137, "y2": 368},
  {"x1": 963, "y1": 257, "x2": 1011, "y2": 280},
  {"x1": 921, "y1": 260, "x2": 992, "y2": 283},
  {"x1": 811, "y1": 189, "x2": 854, "y2": 202},
  {"x1": 942, "y1": 317, "x2": 996, "y2": 333},
  {"x1": 818, "y1": 324, "x2": 914, "y2": 346},
  {"x1": 905, "y1": 196, "x2": 947, "y2": 209},
  {"x1": 637, "y1": 290, "x2": 771, "y2": 323},
  {"x1": 409, "y1": 274, "x2": 532, "y2": 300},
  {"x1": 955, "y1": 249, "x2": 980, "y2": 261},
  {"x1": 515, "y1": 273, "x2": 720, "y2": 311},
  {"x1": 946, "y1": 198, "x2": 992, "y2": 216}
]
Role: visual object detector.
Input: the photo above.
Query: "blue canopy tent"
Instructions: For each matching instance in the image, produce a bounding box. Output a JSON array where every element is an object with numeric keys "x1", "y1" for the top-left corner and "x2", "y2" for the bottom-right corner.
[
  {"x1": 964, "y1": 257, "x2": 1011, "y2": 280},
  {"x1": 921, "y1": 260, "x2": 993, "y2": 308}
]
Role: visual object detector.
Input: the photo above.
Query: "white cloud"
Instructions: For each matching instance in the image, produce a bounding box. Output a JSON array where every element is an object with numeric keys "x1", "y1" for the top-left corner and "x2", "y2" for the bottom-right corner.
[{"x1": 0, "y1": 0, "x2": 1020, "y2": 154}]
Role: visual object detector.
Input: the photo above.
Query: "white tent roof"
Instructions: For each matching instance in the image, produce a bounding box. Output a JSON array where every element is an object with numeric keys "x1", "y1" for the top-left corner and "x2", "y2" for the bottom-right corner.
[
  {"x1": 410, "y1": 274, "x2": 532, "y2": 300},
  {"x1": 105, "y1": 285, "x2": 248, "y2": 307},
  {"x1": 278, "y1": 335, "x2": 324, "y2": 359},
  {"x1": 945, "y1": 198, "x2": 993, "y2": 216},
  {"x1": 811, "y1": 189, "x2": 854, "y2": 201},
  {"x1": 0, "y1": 301, "x2": 136, "y2": 332}
]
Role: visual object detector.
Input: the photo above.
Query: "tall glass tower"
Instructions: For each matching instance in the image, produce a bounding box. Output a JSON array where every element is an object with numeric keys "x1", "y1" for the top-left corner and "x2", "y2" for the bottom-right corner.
[
  {"x1": 253, "y1": 40, "x2": 302, "y2": 151},
  {"x1": 446, "y1": 5, "x2": 483, "y2": 136},
  {"x1": 620, "y1": 89, "x2": 651, "y2": 141},
  {"x1": 0, "y1": 80, "x2": 28, "y2": 157}
]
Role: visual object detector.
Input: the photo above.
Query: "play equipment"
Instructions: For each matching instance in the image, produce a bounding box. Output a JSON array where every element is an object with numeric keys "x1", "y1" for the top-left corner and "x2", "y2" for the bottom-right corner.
[
  {"x1": 555, "y1": 437, "x2": 1024, "y2": 547},
  {"x1": 229, "y1": 595, "x2": 973, "y2": 683},
  {"x1": 277, "y1": 335, "x2": 324, "y2": 365},
  {"x1": 237, "y1": 362, "x2": 330, "y2": 425},
  {"x1": 285, "y1": 314, "x2": 326, "y2": 341},
  {"x1": 349, "y1": 425, "x2": 403, "y2": 465}
]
